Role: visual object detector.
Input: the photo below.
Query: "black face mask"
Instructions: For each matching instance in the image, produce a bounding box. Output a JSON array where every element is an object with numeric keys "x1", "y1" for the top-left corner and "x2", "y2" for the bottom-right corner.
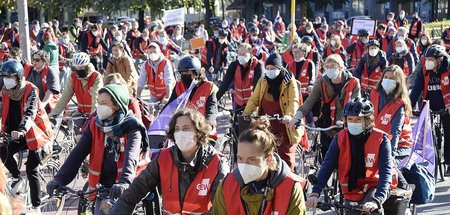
[
  {"x1": 75, "y1": 69, "x2": 88, "y2": 78},
  {"x1": 181, "y1": 74, "x2": 193, "y2": 87}
]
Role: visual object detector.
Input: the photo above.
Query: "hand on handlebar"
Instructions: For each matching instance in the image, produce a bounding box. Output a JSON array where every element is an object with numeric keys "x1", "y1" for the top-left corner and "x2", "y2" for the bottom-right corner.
[
  {"x1": 362, "y1": 201, "x2": 379, "y2": 213},
  {"x1": 288, "y1": 112, "x2": 303, "y2": 130},
  {"x1": 282, "y1": 115, "x2": 292, "y2": 124},
  {"x1": 11, "y1": 130, "x2": 24, "y2": 140},
  {"x1": 47, "y1": 180, "x2": 63, "y2": 196},
  {"x1": 305, "y1": 194, "x2": 319, "y2": 208}
]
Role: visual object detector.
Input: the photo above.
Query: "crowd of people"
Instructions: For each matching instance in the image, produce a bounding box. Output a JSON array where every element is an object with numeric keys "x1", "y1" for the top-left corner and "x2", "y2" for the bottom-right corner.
[{"x1": 0, "y1": 8, "x2": 449, "y2": 215}]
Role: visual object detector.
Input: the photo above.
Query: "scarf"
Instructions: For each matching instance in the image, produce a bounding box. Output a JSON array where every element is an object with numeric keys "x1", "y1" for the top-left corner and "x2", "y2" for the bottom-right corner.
[
  {"x1": 348, "y1": 128, "x2": 372, "y2": 191},
  {"x1": 266, "y1": 72, "x2": 284, "y2": 101},
  {"x1": 95, "y1": 111, "x2": 128, "y2": 162},
  {"x1": 3, "y1": 81, "x2": 26, "y2": 101}
]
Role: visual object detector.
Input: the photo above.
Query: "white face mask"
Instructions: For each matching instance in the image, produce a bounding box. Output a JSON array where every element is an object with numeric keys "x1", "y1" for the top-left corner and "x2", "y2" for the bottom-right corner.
[
  {"x1": 238, "y1": 55, "x2": 250, "y2": 65},
  {"x1": 115, "y1": 36, "x2": 123, "y2": 41},
  {"x1": 174, "y1": 131, "x2": 197, "y2": 152},
  {"x1": 325, "y1": 69, "x2": 339, "y2": 79},
  {"x1": 238, "y1": 163, "x2": 266, "y2": 184},
  {"x1": 381, "y1": 79, "x2": 397, "y2": 93},
  {"x1": 265, "y1": 69, "x2": 280, "y2": 79},
  {"x1": 425, "y1": 60, "x2": 436, "y2": 70},
  {"x1": 3, "y1": 78, "x2": 17, "y2": 89},
  {"x1": 400, "y1": 14, "x2": 405, "y2": 19},
  {"x1": 251, "y1": 36, "x2": 258, "y2": 41},
  {"x1": 222, "y1": 23, "x2": 228, "y2": 28},
  {"x1": 305, "y1": 46, "x2": 312, "y2": 53},
  {"x1": 369, "y1": 49, "x2": 379, "y2": 57},
  {"x1": 421, "y1": 39, "x2": 428, "y2": 45},
  {"x1": 149, "y1": 53, "x2": 159, "y2": 62},
  {"x1": 112, "y1": 52, "x2": 121, "y2": 59},
  {"x1": 159, "y1": 37, "x2": 168, "y2": 46},
  {"x1": 96, "y1": 105, "x2": 114, "y2": 120},
  {"x1": 92, "y1": 31, "x2": 98, "y2": 36},
  {"x1": 219, "y1": 38, "x2": 226, "y2": 44},
  {"x1": 347, "y1": 122, "x2": 364, "y2": 135},
  {"x1": 396, "y1": 47, "x2": 404, "y2": 53},
  {"x1": 361, "y1": 38, "x2": 369, "y2": 44},
  {"x1": 397, "y1": 36, "x2": 405, "y2": 41},
  {"x1": 330, "y1": 40, "x2": 336, "y2": 47},
  {"x1": 63, "y1": 38, "x2": 70, "y2": 44},
  {"x1": 294, "y1": 57, "x2": 305, "y2": 62}
]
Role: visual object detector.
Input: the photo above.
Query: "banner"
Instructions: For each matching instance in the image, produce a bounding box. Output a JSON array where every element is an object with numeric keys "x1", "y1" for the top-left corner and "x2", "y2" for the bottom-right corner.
[
  {"x1": 399, "y1": 101, "x2": 435, "y2": 175},
  {"x1": 163, "y1": 8, "x2": 185, "y2": 27},
  {"x1": 147, "y1": 82, "x2": 196, "y2": 135},
  {"x1": 351, "y1": 19, "x2": 377, "y2": 36},
  {"x1": 190, "y1": 37, "x2": 206, "y2": 49}
]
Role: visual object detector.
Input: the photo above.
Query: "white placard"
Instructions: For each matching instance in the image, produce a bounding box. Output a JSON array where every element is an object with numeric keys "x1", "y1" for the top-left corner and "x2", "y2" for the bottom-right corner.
[
  {"x1": 351, "y1": 19, "x2": 377, "y2": 37},
  {"x1": 163, "y1": 8, "x2": 185, "y2": 27}
]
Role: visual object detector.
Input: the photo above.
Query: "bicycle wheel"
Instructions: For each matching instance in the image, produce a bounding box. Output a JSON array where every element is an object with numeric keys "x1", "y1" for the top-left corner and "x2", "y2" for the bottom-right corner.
[
  {"x1": 294, "y1": 146, "x2": 307, "y2": 178},
  {"x1": 221, "y1": 138, "x2": 235, "y2": 167}
]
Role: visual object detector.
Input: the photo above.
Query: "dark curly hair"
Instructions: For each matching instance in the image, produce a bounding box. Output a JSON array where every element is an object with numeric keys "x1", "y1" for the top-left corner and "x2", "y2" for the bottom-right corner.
[{"x1": 167, "y1": 108, "x2": 210, "y2": 145}]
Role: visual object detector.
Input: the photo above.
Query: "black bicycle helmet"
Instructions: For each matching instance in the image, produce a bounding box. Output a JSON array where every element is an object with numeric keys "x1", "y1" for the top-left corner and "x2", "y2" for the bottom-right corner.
[
  {"x1": 219, "y1": 29, "x2": 228, "y2": 37},
  {"x1": 249, "y1": 26, "x2": 260, "y2": 34},
  {"x1": 424, "y1": 44, "x2": 447, "y2": 58},
  {"x1": 0, "y1": 60, "x2": 24, "y2": 79},
  {"x1": 301, "y1": 36, "x2": 313, "y2": 44},
  {"x1": 343, "y1": 97, "x2": 374, "y2": 117},
  {"x1": 357, "y1": 29, "x2": 369, "y2": 37},
  {"x1": 178, "y1": 55, "x2": 201, "y2": 76},
  {"x1": 366, "y1": 39, "x2": 380, "y2": 47}
]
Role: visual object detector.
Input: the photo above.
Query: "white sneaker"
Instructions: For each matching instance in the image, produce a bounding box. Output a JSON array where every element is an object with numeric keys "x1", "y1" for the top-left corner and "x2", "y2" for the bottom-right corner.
[{"x1": 25, "y1": 206, "x2": 42, "y2": 215}]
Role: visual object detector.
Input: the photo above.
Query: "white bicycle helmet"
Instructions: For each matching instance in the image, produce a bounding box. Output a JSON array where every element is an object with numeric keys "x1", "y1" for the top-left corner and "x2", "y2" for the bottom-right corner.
[{"x1": 72, "y1": 52, "x2": 90, "y2": 67}]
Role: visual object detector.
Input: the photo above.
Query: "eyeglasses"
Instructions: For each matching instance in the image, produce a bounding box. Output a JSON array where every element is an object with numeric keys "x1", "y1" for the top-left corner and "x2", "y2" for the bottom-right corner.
[
  {"x1": 32, "y1": 58, "x2": 42, "y2": 62},
  {"x1": 324, "y1": 64, "x2": 340, "y2": 70}
]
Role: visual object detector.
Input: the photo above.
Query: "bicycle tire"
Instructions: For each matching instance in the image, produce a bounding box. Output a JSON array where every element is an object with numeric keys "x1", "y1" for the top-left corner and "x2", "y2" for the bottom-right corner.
[
  {"x1": 40, "y1": 161, "x2": 64, "y2": 213},
  {"x1": 294, "y1": 146, "x2": 307, "y2": 178}
]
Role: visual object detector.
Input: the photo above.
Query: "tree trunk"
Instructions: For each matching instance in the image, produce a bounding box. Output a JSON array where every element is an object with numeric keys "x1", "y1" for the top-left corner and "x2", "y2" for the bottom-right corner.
[
  {"x1": 447, "y1": 0, "x2": 450, "y2": 20},
  {"x1": 204, "y1": 0, "x2": 212, "y2": 28},
  {"x1": 138, "y1": 9, "x2": 145, "y2": 32}
]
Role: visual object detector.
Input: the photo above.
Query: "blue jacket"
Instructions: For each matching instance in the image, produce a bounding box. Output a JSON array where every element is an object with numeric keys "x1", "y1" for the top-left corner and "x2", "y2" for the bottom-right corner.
[{"x1": 353, "y1": 51, "x2": 388, "y2": 80}]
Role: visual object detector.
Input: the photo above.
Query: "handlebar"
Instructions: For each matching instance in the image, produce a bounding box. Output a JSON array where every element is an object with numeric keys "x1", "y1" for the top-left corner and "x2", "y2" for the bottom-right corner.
[
  {"x1": 295, "y1": 120, "x2": 344, "y2": 131},
  {"x1": 317, "y1": 202, "x2": 383, "y2": 214},
  {"x1": 0, "y1": 133, "x2": 16, "y2": 146},
  {"x1": 52, "y1": 185, "x2": 108, "y2": 198},
  {"x1": 242, "y1": 114, "x2": 283, "y2": 121},
  {"x1": 412, "y1": 109, "x2": 448, "y2": 117}
]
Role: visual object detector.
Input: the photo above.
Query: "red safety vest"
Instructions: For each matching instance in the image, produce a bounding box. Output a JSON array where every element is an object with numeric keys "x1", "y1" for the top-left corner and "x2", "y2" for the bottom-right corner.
[
  {"x1": 175, "y1": 81, "x2": 214, "y2": 116},
  {"x1": 422, "y1": 67, "x2": 450, "y2": 110},
  {"x1": 58, "y1": 44, "x2": 70, "y2": 71},
  {"x1": 445, "y1": 29, "x2": 450, "y2": 50},
  {"x1": 234, "y1": 57, "x2": 258, "y2": 106},
  {"x1": 337, "y1": 128, "x2": 398, "y2": 202},
  {"x1": 390, "y1": 55, "x2": 410, "y2": 76},
  {"x1": 321, "y1": 78, "x2": 358, "y2": 125},
  {"x1": 72, "y1": 71, "x2": 100, "y2": 115},
  {"x1": 316, "y1": 29, "x2": 326, "y2": 42},
  {"x1": 288, "y1": 60, "x2": 312, "y2": 90},
  {"x1": 200, "y1": 46, "x2": 208, "y2": 65},
  {"x1": 371, "y1": 89, "x2": 413, "y2": 149},
  {"x1": 390, "y1": 38, "x2": 413, "y2": 54},
  {"x1": 282, "y1": 51, "x2": 294, "y2": 65},
  {"x1": 351, "y1": 41, "x2": 366, "y2": 69},
  {"x1": 158, "y1": 148, "x2": 221, "y2": 214},
  {"x1": 145, "y1": 59, "x2": 168, "y2": 100},
  {"x1": 132, "y1": 38, "x2": 150, "y2": 58},
  {"x1": 325, "y1": 46, "x2": 343, "y2": 58},
  {"x1": 87, "y1": 32, "x2": 102, "y2": 56},
  {"x1": 24, "y1": 66, "x2": 61, "y2": 110},
  {"x1": 361, "y1": 65, "x2": 383, "y2": 90},
  {"x1": 410, "y1": 21, "x2": 421, "y2": 36},
  {"x1": 222, "y1": 172, "x2": 306, "y2": 215},
  {"x1": 381, "y1": 37, "x2": 390, "y2": 53},
  {"x1": 1, "y1": 82, "x2": 53, "y2": 150}
]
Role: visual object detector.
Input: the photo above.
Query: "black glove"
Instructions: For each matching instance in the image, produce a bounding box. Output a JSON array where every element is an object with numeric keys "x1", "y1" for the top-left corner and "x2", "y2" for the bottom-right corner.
[
  {"x1": 110, "y1": 183, "x2": 129, "y2": 199},
  {"x1": 47, "y1": 180, "x2": 62, "y2": 196}
]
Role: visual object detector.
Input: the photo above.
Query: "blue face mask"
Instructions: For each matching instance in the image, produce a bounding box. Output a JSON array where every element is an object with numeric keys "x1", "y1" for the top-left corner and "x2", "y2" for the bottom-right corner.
[
  {"x1": 347, "y1": 122, "x2": 364, "y2": 135},
  {"x1": 325, "y1": 69, "x2": 339, "y2": 79}
]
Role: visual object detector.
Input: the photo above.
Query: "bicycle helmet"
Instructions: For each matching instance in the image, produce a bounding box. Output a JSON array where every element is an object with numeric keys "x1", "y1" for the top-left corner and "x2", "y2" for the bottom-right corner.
[
  {"x1": 357, "y1": 29, "x2": 369, "y2": 37},
  {"x1": 219, "y1": 29, "x2": 228, "y2": 37},
  {"x1": 366, "y1": 39, "x2": 380, "y2": 47},
  {"x1": 249, "y1": 26, "x2": 259, "y2": 35},
  {"x1": 72, "y1": 52, "x2": 90, "y2": 67},
  {"x1": 178, "y1": 55, "x2": 201, "y2": 76},
  {"x1": 301, "y1": 36, "x2": 314, "y2": 44},
  {"x1": 424, "y1": 44, "x2": 447, "y2": 58},
  {"x1": 0, "y1": 60, "x2": 24, "y2": 79},
  {"x1": 343, "y1": 97, "x2": 374, "y2": 117}
]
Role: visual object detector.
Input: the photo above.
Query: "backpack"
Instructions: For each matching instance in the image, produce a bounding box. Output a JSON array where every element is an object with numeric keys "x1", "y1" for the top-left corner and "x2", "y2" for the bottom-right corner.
[{"x1": 136, "y1": 98, "x2": 152, "y2": 129}]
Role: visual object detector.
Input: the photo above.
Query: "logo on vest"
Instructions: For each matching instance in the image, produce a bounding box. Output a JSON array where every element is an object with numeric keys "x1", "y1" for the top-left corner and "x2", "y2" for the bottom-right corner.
[
  {"x1": 380, "y1": 114, "x2": 392, "y2": 125},
  {"x1": 158, "y1": 71, "x2": 164, "y2": 80},
  {"x1": 197, "y1": 178, "x2": 210, "y2": 196},
  {"x1": 444, "y1": 76, "x2": 449, "y2": 86},
  {"x1": 196, "y1": 96, "x2": 206, "y2": 108},
  {"x1": 249, "y1": 70, "x2": 254, "y2": 79},
  {"x1": 301, "y1": 69, "x2": 307, "y2": 77},
  {"x1": 365, "y1": 154, "x2": 376, "y2": 167}
]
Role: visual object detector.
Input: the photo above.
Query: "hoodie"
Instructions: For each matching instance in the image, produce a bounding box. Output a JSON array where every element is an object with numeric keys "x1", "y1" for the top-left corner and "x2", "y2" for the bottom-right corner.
[
  {"x1": 110, "y1": 144, "x2": 229, "y2": 214},
  {"x1": 212, "y1": 153, "x2": 306, "y2": 215},
  {"x1": 43, "y1": 41, "x2": 59, "y2": 68}
]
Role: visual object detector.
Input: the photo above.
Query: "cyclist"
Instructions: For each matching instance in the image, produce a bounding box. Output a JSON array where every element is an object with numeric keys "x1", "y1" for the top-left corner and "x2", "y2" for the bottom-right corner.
[
  {"x1": 388, "y1": 40, "x2": 415, "y2": 78},
  {"x1": 47, "y1": 84, "x2": 149, "y2": 213},
  {"x1": 409, "y1": 44, "x2": 450, "y2": 175},
  {"x1": 217, "y1": 43, "x2": 262, "y2": 110},
  {"x1": 323, "y1": 34, "x2": 345, "y2": 60},
  {"x1": 104, "y1": 41, "x2": 138, "y2": 96},
  {"x1": 386, "y1": 27, "x2": 419, "y2": 65},
  {"x1": 353, "y1": 39, "x2": 388, "y2": 94},
  {"x1": 0, "y1": 60, "x2": 53, "y2": 213},
  {"x1": 137, "y1": 42, "x2": 175, "y2": 105},
  {"x1": 212, "y1": 117, "x2": 306, "y2": 214},
  {"x1": 289, "y1": 54, "x2": 360, "y2": 156},
  {"x1": 306, "y1": 97, "x2": 397, "y2": 214},
  {"x1": 110, "y1": 109, "x2": 229, "y2": 214},
  {"x1": 80, "y1": 24, "x2": 108, "y2": 72},
  {"x1": 206, "y1": 29, "x2": 229, "y2": 81},
  {"x1": 49, "y1": 52, "x2": 103, "y2": 132},
  {"x1": 370, "y1": 65, "x2": 413, "y2": 189},
  {"x1": 167, "y1": 55, "x2": 218, "y2": 130},
  {"x1": 243, "y1": 53, "x2": 302, "y2": 171},
  {"x1": 346, "y1": 29, "x2": 369, "y2": 71},
  {"x1": 301, "y1": 36, "x2": 321, "y2": 75}
]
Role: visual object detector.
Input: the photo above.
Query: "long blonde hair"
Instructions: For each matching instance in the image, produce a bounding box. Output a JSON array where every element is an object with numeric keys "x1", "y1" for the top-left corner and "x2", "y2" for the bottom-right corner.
[{"x1": 376, "y1": 65, "x2": 412, "y2": 116}]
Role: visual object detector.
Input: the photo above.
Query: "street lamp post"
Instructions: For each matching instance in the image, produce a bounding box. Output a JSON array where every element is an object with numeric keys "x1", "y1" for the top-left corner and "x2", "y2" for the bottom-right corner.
[{"x1": 17, "y1": 0, "x2": 31, "y2": 62}]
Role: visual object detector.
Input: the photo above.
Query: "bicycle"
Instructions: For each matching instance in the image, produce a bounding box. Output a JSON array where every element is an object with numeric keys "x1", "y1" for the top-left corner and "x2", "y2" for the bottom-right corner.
[
  {"x1": 48, "y1": 185, "x2": 110, "y2": 215},
  {"x1": 217, "y1": 105, "x2": 239, "y2": 168},
  {"x1": 430, "y1": 109, "x2": 448, "y2": 182}
]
